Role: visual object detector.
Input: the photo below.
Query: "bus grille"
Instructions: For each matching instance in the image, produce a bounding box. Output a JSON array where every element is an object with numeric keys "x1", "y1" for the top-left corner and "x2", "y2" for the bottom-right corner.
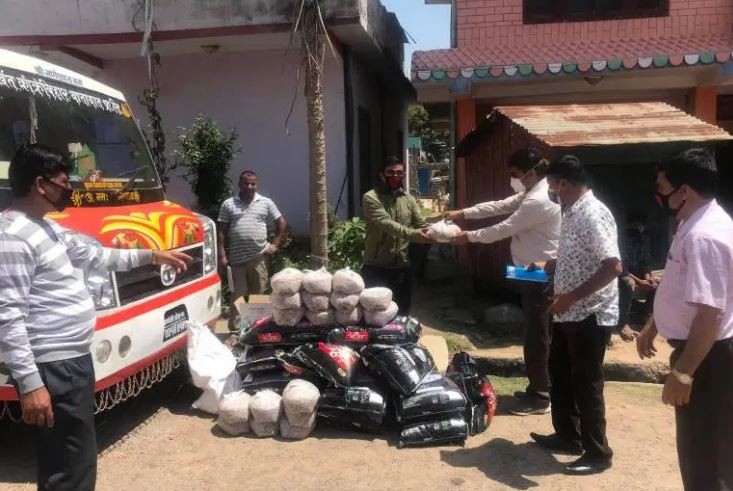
[{"x1": 114, "y1": 246, "x2": 204, "y2": 305}]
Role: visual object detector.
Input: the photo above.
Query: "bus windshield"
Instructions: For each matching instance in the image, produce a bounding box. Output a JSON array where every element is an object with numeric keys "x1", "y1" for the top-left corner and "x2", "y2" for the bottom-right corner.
[{"x1": 0, "y1": 72, "x2": 160, "y2": 193}]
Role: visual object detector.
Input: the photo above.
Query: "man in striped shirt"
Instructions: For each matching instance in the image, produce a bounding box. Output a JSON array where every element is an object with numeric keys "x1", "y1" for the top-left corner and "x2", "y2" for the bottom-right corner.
[
  {"x1": 218, "y1": 170, "x2": 287, "y2": 330},
  {"x1": 0, "y1": 145, "x2": 190, "y2": 490}
]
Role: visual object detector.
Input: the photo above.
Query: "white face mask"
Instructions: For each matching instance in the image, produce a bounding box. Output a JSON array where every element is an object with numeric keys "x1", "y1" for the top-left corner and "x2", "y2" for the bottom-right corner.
[{"x1": 510, "y1": 177, "x2": 526, "y2": 194}]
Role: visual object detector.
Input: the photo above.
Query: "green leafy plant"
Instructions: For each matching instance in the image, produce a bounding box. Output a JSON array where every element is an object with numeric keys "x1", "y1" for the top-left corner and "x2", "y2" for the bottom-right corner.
[
  {"x1": 175, "y1": 116, "x2": 239, "y2": 220},
  {"x1": 327, "y1": 216, "x2": 366, "y2": 271}
]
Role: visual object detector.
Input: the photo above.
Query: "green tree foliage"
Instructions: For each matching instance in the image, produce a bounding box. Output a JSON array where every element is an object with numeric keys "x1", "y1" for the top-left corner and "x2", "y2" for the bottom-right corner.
[{"x1": 175, "y1": 117, "x2": 240, "y2": 220}]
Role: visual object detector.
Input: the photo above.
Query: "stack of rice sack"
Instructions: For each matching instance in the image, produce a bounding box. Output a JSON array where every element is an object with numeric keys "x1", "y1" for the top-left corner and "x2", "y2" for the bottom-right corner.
[
  {"x1": 331, "y1": 269, "x2": 364, "y2": 326},
  {"x1": 218, "y1": 379, "x2": 320, "y2": 440},
  {"x1": 360, "y1": 287, "x2": 398, "y2": 327},
  {"x1": 270, "y1": 268, "x2": 304, "y2": 327},
  {"x1": 302, "y1": 268, "x2": 335, "y2": 326}
]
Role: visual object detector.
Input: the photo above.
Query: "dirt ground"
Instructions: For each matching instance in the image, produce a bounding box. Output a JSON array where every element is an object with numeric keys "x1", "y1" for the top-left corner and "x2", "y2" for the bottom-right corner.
[{"x1": 0, "y1": 373, "x2": 681, "y2": 491}]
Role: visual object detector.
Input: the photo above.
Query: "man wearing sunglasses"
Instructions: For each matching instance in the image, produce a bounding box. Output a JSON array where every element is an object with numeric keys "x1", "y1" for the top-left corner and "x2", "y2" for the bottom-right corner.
[{"x1": 362, "y1": 157, "x2": 430, "y2": 315}]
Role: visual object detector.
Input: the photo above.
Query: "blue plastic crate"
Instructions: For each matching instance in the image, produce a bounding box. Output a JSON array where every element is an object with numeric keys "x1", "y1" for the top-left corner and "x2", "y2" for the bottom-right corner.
[{"x1": 506, "y1": 265, "x2": 549, "y2": 283}]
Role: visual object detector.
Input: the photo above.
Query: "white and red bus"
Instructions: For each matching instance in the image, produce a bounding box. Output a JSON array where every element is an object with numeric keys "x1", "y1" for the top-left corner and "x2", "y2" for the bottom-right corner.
[{"x1": 0, "y1": 48, "x2": 221, "y2": 417}]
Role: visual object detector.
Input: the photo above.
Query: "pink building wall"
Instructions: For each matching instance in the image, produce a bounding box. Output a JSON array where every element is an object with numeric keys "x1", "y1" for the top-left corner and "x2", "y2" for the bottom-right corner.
[
  {"x1": 100, "y1": 49, "x2": 347, "y2": 233},
  {"x1": 455, "y1": 0, "x2": 733, "y2": 48}
]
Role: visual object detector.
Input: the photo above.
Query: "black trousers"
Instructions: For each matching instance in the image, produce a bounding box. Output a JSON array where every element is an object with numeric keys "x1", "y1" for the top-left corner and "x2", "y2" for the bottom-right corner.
[
  {"x1": 361, "y1": 265, "x2": 413, "y2": 316},
  {"x1": 670, "y1": 338, "x2": 733, "y2": 491},
  {"x1": 519, "y1": 281, "x2": 552, "y2": 399},
  {"x1": 35, "y1": 355, "x2": 97, "y2": 491},
  {"x1": 549, "y1": 316, "x2": 613, "y2": 461}
]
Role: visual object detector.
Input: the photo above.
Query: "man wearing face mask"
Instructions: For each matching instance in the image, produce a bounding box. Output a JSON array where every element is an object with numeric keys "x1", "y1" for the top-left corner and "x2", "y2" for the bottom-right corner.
[
  {"x1": 529, "y1": 155, "x2": 621, "y2": 476},
  {"x1": 0, "y1": 144, "x2": 191, "y2": 490},
  {"x1": 637, "y1": 148, "x2": 733, "y2": 491},
  {"x1": 446, "y1": 148, "x2": 561, "y2": 415},
  {"x1": 362, "y1": 157, "x2": 430, "y2": 315}
]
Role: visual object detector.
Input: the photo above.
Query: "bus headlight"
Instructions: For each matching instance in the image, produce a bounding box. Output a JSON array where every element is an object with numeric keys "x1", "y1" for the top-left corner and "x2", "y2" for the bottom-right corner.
[{"x1": 201, "y1": 217, "x2": 217, "y2": 274}]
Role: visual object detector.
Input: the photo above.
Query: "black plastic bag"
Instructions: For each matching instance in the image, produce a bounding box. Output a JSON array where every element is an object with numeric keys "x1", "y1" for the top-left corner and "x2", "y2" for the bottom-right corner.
[
  {"x1": 397, "y1": 373, "x2": 467, "y2": 423},
  {"x1": 361, "y1": 344, "x2": 435, "y2": 396},
  {"x1": 292, "y1": 342, "x2": 362, "y2": 387},
  {"x1": 318, "y1": 386, "x2": 386, "y2": 433},
  {"x1": 446, "y1": 352, "x2": 498, "y2": 435},
  {"x1": 398, "y1": 418, "x2": 468, "y2": 448},
  {"x1": 368, "y1": 316, "x2": 421, "y2": 345},
  {"x1": 236, "y1": 347, "x2": 290, "y2": 378},
  {"x1": 239, "y1": 316, "x2": 332, "y2": 347},
  {"x1": 327, "y1": 327, "x2": 371, "y2": 347}
]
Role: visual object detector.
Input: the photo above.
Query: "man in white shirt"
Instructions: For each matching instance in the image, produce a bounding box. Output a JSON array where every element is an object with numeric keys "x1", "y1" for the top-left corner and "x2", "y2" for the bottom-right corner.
[
  {"x1": 447, "y1": 148, "x2": 561, "y2": 415},
  {"x1": 529, "y1": 155, "x2": 622, "y2": 476},
  {"x1": 637, "y1": 148, "x2": 733, "y2": 491}
]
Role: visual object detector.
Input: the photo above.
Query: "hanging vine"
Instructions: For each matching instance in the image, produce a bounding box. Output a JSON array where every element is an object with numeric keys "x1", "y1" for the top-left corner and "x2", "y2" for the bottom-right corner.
[{"x1": 132, "y1": 0, "x2": 176, "y2": 190}]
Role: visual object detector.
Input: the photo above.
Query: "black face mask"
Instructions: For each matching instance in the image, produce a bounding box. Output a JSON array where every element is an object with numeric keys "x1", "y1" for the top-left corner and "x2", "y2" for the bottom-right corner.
[
  {"x1": 42, "y1": 178, "x2": 73, "y2": 212},
  {"x1": 656, "y1": 187, "x2": 685, "y2": 217}
]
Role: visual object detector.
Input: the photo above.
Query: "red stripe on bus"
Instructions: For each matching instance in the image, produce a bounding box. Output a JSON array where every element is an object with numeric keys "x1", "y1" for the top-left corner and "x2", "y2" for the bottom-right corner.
[{"x1": 95, "y1": 274, "x2": 220, "y2": 330}]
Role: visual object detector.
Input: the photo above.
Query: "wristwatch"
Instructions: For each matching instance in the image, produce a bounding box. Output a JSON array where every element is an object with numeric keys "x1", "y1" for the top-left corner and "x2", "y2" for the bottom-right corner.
[{"x1": 671, "y1": 369, "x2": 693, "y2": 385}]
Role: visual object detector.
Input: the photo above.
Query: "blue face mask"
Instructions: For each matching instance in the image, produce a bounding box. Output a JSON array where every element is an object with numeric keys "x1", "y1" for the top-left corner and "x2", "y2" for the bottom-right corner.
[{"x1": 548, "y1": 190, "x2": 560, "y2": 205}]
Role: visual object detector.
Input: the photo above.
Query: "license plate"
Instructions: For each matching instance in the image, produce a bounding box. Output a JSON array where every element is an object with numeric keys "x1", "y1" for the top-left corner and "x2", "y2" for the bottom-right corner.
[{"x1": 163, "y1": 305, "x2": 189, "y2": 342}]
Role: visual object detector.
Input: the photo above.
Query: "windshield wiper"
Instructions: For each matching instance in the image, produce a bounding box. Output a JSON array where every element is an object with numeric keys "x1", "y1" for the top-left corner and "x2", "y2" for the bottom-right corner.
[{"x1": 116, "y1": 166, "x2": 147, "y2": 194}]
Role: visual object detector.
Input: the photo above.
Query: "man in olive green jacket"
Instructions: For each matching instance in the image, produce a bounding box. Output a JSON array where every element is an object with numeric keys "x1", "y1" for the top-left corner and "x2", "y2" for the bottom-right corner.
[{"x1": 362, "y1": 157, "x2": 429, "y2": 315}]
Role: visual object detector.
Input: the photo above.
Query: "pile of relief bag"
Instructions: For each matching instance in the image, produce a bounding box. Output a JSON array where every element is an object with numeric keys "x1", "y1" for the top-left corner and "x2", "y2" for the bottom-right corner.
[{"x1": 218, "y1": 267, "x2": 497, "y2": 446}]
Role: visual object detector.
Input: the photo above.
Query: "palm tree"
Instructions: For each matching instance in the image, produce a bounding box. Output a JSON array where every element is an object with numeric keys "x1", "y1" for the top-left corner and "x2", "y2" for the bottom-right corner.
[{"x1": 292, "y1": 0, "x2": 331, "y2": 269}]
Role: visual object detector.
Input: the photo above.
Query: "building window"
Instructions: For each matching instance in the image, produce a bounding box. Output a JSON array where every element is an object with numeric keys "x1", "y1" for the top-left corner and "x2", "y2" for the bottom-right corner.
[{"x1": 524, "y1": 0, "x2": 669, "y2": 24}]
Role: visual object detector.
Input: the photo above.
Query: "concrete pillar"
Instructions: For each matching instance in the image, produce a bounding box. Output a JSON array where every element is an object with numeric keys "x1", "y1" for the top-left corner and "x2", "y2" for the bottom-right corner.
[{"x1": 692, "y1": 86, "x2": 718, "y2": 125}]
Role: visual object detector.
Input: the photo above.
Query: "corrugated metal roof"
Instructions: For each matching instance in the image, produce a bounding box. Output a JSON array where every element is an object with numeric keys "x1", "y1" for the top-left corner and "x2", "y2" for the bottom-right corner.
[{"x1": 495, "y1": 103, "x2": 733, "y2": 147}]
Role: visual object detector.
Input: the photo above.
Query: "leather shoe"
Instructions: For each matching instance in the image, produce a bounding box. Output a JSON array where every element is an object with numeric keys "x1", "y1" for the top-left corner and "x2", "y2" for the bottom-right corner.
[
  {"x1": 530, "y1": 432, "x2": 583, "y2": 455},
  {"x1": 564, "y1": 455, "x2": 613, "y2": 475}
]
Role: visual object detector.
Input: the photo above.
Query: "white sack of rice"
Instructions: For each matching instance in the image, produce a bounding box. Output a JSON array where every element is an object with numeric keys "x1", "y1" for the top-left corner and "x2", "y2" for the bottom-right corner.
[
  {"x1": 216, "y1": 391, "x2": 251, "y2": 436},
  {"x1": 270, "y1": 268, "x2": 304, "y2": 295},
  {"x1": 364, "y1": 301, "x2": 399, "y2": 327},
  {"x1": 282, "y1": 379, "x2": 320, "y2": 427},
  {"x1": 360, "y1": 287, "x2": 393, "y2": 312},
  {"x1": 270, "y1": 292, "x2": 302, "y2": 310},
  {"x1": 273, "y1": 307, "x2": 304, "y2": 327},
  {"x1": 336, "y1": 306, "x2": 362, "y2": 326},
  {"x1": 330, "y1": 292, "x2": 360, "y2": 312},
  {"x1": 426, "y1": 220, "x2": 462, "y2": 243},
  {"x1": 250, "y1": 420, "x2": 279, "y2": 438},
  {"x1": 249, "y1": 390, "x2": 283, "y2": 424},
  {"x1": 302, "y1": 291, "x2": 331, "y2": 312},
  {"x1": 279, "y1": 412, "x2": 316, "y2": 440},
  {"x1": 305, "y1": 309, "x2": 335, "y2": 327},
  {"x1": 332, "y1": 268, "x2": 365, "y2": 295},
  {"x1": 302, "y1": 268, "x2": 333, "y2": 295}
]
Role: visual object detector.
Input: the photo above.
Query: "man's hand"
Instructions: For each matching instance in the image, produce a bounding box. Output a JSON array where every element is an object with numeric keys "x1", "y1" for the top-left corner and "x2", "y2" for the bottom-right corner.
[
  {"x1": 443, "y1": 210, "x2": 464, "y2": 222},
  {"x1": 418, "y1": 229, "x2": 434, "y2": 244},
  {"x1": 219, "y1": 254, "x2": 229, "y2": 269},
  {"x1": 263, "y1": 242, "x2": 279, "y2": 255},
  {"x1": 452, "y1": 231, "x2": 470, "y2": 245},
  {"x1": 20, "y1": 386, "x2": 54, "y2": 428},
  {"x1": 662, "y1": 374, "x2": 692, "y2": 406},
  {"x1": 527, "y1": 261, "x2": 546, "y2": 272},
  {"x1": 636, "y1": 322, "x2": 658, "y2": 359},
  {"x1": 637, "y1": 278, "x2": 657, "y2": 292},
  {"x1": 153, "y1": 250, "x2": 193, "y2": 273},
  {"x1": 548, "y1": 293, "x2": 578, "y2": 316}
]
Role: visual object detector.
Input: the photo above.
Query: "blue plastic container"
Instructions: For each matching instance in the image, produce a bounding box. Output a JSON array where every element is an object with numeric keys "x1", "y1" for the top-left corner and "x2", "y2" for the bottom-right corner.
[{"x1": 506, "y1": 265, "x2": 549, "y2": 283}]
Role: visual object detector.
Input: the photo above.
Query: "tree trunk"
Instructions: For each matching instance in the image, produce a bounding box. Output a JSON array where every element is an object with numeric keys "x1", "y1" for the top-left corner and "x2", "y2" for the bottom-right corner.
[{"x1": 302, "y1": 4, "x2": 329, "y2": 269}]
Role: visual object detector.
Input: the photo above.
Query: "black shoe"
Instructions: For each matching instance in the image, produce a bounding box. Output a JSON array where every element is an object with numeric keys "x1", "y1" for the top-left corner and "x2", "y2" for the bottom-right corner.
[
  {"x1": 509, "y1": 399, "x2": 551, "y2": 416},
  {"x1": 530, "y1": 433, "x2": 583, "y2": 455},
  {"x1": 514, "y1": 390, "x2": 550, "y2": 402},
  {"x1": 563, "y1": 455, "x2": 613, "y2": 475}
]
